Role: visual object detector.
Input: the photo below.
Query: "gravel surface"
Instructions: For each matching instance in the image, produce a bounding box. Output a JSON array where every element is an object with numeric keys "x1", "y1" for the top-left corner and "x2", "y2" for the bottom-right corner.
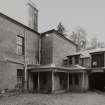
[{"x1": 0, "y1": 92, "x2": 105, "y2": 105}]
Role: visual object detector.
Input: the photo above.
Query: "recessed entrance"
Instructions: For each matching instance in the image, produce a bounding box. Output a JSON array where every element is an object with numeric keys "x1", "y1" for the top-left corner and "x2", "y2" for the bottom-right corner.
[
  {"x1": 89, "y1": 72, "x2": 105, "y2": 91},
  {"x1": 33, "y1": 72, "x2": 38, "y2": 92}
]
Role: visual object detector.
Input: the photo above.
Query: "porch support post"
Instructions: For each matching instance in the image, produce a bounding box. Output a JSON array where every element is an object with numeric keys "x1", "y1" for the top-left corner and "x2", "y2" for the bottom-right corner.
[
  {"x1": 67, "y1": 72, "x2": 69, "y2": 91},
  {"x1": 82, "y1": 72, "x2": 85, "y2": 90},
  {"x1": 104, "y1": 52, "x2": 105, "y2": 67},
  {"x1": 52, "y1": 70, "x2": 54, "y2": 93},
  {"x1": 24, "y1": 62, "x2": 27, "y2": 90},
  {"x1": 38, "y1": 72, "x2": 40, "y2": 92}
]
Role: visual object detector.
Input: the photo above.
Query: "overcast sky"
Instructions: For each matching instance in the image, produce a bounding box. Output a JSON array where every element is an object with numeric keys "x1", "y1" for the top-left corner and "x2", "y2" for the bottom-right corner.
[{"x1": 0, "y1": 0, "x2": 105, "y2": 42}]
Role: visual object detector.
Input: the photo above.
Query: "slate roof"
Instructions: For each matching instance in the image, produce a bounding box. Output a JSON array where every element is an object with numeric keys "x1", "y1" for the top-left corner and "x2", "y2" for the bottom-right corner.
[
  {"x1": 0, "y1": 12, "x2": 40, "y2": 35},
  {"x1": 41, "y1": 29, "x2": 78, "y2": 46},
  {"x1": 68, "y1": 48, "x2": 105, "y2": 58}
]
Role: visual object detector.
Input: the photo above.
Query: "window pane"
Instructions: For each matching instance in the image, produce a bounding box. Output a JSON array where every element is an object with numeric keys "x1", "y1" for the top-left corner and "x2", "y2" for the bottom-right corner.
[
  {"x1": 17, "y1": 45, "x2": 22, "y2": 55},
  {"x1": 19, "y1": 38, "x2": 22, "y2": 45},
  {"x1": 75, "y1": 56, "x2": 79, "y2": 64},
  {"x1": 69, "y1": 57, "x2": 72, "y2": 65},
  {"x1": 17, "y1": 69, "x2": 24, "y2": 89},
  {"x1": 16, "y1": 36, "x2": 24, "y2": 55},
  {"x1": 63, "y1": 59, "x2": 68, "y2": 65},
  {"x1": 17, "y1": 69, "x2": 24, "y2": 77},
  {"x1": 17, "y1": 36, "x2": 23, "y2": 45}
]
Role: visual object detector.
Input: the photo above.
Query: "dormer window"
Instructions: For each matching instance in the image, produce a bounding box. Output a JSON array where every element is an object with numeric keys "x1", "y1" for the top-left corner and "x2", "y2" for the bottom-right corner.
[
  {"x1": 63, "y1": 59, "x2": 68, "y2": 65},
  {"x1": 69, "y1": 56, "x2": 72, "y2": 65},
  {"x1": 91, "y1": 53, "x2": 104, "y2": 68},
  {"x1": 75, "y1": 55, "x2": 79, "y2": 64}
]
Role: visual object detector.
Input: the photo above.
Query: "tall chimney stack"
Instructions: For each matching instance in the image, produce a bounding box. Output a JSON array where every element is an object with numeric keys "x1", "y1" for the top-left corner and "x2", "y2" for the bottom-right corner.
[{"x1": 28, "y1": 0, "x2": 38, "y2": 31}]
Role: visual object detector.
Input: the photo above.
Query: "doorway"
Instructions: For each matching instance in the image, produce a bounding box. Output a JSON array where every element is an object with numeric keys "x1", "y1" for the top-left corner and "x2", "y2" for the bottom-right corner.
[
  {"x1": 33, "y1": 72, "x2": 38, "y2": 92},
  {"x1": 89, "y1": 72, "x2": 105, "y2": 91}
]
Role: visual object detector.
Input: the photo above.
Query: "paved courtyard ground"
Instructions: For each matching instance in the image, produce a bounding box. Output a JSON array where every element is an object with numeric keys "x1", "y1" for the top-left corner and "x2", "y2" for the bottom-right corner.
[{"x1": 0, "y1": 92, "x2": 105, "y2": 105}]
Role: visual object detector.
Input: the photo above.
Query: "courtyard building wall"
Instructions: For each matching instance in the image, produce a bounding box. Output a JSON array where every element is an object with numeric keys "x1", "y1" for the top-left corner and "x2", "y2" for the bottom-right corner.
[
  {"x1": 0, "y1": 13, "x2": 40, "y2": 91},
  {"x1": 0, "y1": 12, "x2": 105, "y2": 93}
]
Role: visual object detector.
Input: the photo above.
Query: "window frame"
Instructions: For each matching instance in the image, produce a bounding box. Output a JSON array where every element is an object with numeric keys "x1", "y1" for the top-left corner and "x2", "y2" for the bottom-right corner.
[
  {"x1": 16, "y1": 35, "x2": 25, "y2": 55},
  {"x1": 75, "y1": 55, "x2": 79, "y2": 64},
  {"x1": 69, "y1": 56, "x2": 72, "y2": 65},
  {"x1": 33, "y1": 13, "x2": 38, "y2": 30},
  {"x1": 17, "y1": 69, "x2": 24, "y2": 89}
]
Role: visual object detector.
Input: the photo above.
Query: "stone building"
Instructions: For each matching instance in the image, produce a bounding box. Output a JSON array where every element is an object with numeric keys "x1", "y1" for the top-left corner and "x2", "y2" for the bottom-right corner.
[
  {"x1": 0, "y1": 12, "x2": 40, "y2": 91},
  {"x1": 28, "y1": 30, "x2": 79, "y2": 93},
  {"x1": 65, "y1": 48, "x2": 105, "y2": 92},
  {"x1": 0, "y1": 11, "x2": 81, "y2": 93},
  {"x1": 0, "y1": 2, "x2": 105, "y2": 93}
]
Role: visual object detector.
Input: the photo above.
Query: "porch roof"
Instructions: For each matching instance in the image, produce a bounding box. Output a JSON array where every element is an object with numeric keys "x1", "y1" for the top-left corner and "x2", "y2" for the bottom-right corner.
[
  {"x1": 67, "y1": 48, "x2": 105, "y2": 58},
  {"x1": 28, "y1": 64, "x2": 88, "y2": 73}
]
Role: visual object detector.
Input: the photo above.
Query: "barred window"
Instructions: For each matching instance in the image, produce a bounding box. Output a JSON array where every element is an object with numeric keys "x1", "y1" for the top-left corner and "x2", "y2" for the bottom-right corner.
[
  {"x1": 16, "y1": 35, "x2": 24, "y2": 55},
  {"x1": 17, "y1": 69, "x2": 24, "y2": 89}
]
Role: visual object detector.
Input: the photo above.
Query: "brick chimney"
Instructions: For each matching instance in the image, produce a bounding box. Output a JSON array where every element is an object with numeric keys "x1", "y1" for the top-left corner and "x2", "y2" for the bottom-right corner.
[{"x1": 28, "y1": 0, "x2": 38, "y2": 31}]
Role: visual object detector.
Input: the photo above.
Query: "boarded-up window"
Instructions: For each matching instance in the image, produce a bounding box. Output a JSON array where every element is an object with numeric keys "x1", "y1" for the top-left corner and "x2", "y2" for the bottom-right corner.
[{"x1": 91, "y1": 53, "x2": 104, "y2": 68}]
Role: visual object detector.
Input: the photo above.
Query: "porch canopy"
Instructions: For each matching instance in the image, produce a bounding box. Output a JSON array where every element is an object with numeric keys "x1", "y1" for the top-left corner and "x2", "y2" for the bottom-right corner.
[
  {"x1": 27, "y1": 64, "x2": 87, "y2": 73},
  {"x1": 27, "y1": 64, "x2": 89, "y2": 93}
]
